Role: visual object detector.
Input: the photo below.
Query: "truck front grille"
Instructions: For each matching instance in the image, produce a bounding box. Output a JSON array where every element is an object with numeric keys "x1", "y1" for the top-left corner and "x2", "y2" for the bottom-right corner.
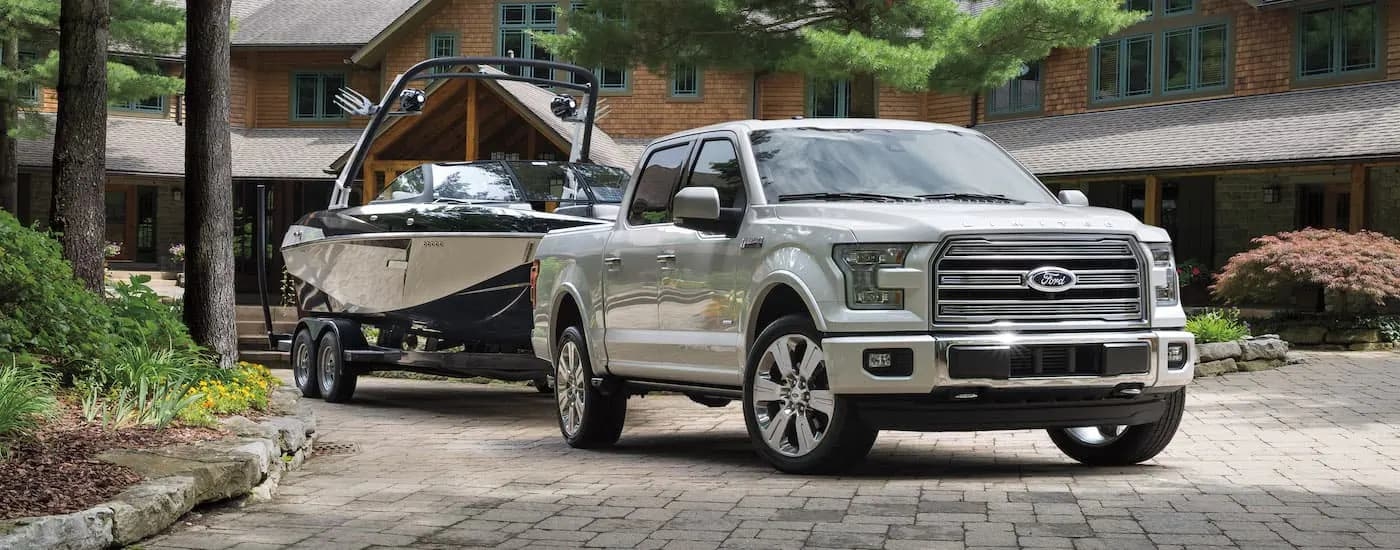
[{"x1": 933, "y1": 236, "x2": 1145, "y2": 325}]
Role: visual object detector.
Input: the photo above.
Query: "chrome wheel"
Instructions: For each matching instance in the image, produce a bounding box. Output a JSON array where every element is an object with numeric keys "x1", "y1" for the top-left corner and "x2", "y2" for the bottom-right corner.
[
  {"x1": 319, "y1": 347, "x2": 337, "y2": 393},
  {"x1": 750, "y1": 333, "x2": 835, "y2": 458},
  {"x1": 556, "y1": 340, "x2": 587, "y2": 438},
  {"x1": 293, "y1": 339, "x2": 311, "y2": 387},
  {"x1": 1063, "y1": 425, "x2": 1128, "y2": 446}
]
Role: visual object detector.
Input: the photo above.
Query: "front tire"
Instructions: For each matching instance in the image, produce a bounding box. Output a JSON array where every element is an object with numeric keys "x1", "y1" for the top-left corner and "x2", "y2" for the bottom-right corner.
[
  {"x1": 743, "y1": 315, "x2": 877, "y2": 474},
  {"x1": 291, "y1": 329, "x2": 320, "y2": 398},
  {"x1": 316, "y1": 331, "x2": 358, "y2": 403},
  {"x1": 555, "y1": 327, "x2": 626, "y2": 448},
  {"x1": 1047, "y1": 388, "x2": 1186, "y2": 466}
]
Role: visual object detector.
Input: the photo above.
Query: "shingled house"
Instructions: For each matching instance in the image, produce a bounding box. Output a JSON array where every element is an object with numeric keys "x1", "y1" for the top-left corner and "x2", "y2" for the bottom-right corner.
[{"x1": 14, "y1": 0, "x2": 1400, "y2": 295}]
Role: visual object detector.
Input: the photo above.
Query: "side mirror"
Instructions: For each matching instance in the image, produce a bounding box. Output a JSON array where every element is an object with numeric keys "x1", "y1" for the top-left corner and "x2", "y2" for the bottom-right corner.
[
  {"x1": 673, "y1": 187, "x2": 721, "y2": 220},
  {"x1": 674, "y1": 187, "x2": 742, "y2": 236},
  {"x1": 1057, "y1": 189, "x2": 1089, "y2": 206}
]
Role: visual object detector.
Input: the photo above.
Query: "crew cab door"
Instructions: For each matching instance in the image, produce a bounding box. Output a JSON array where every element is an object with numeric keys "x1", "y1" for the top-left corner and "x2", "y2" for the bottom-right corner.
[
  {"x1": 655, "y1": 135, "x2": 750, "y2": 387},
  {"x1": 600, "y1": 141, "x2": 692, "y2": 377}
]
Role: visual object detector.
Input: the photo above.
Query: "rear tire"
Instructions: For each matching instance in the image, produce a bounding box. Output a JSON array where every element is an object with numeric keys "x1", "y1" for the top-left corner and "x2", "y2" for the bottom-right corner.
[
  {"x1": 743, "y1": 315, "x2": 878, "y2": 474},
  {"x1": 291, "y1": 329, "x2": 320, "y2": 398},
  {"x1": 1047, "y1": 388, "x2": 1186, "y2": 466},
  {"x1": 555, "y1": 326, "x2": 626, "y2": 448},
  {"x1": 317, "y1": 331, "x2": 358, "y2": 403}
]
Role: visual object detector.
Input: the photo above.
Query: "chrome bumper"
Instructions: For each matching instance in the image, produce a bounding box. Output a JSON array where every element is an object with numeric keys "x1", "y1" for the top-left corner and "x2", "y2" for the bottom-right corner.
[{"x1": 823, "y1": 330, "x2": 1195, "y2": 394}]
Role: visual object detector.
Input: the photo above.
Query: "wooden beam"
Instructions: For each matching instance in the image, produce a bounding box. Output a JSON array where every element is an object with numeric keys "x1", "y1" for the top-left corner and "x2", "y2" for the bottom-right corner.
[
  {"x1": 466, "y1": 79, "x2": 479, "y2": 161},
  {"x1": 361, "y1": 153, "x2": 377, "y2": 203},
  {"x1": 1350, "y1": 164, "x2": 1366, "y2": 232},
  {"x1": 1144, "y1": 175, "x2": 1161, "y2": 226},
  {"x1": 527, "y1": 130, "x2": 537, "y2": 160}
]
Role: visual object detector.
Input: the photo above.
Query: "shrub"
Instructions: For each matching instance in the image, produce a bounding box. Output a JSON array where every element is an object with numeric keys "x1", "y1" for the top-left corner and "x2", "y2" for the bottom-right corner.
[
  {"x1": 179, "y1": 362, "x2": 281, "y2": 426},
  {"x1": 108, "y1": 275, "x2": 195, "y2": 350},
  {"x1": 0, "y1": 362, "x2": 55, "y2": 456},
  {"x1": 1186, "y1": 309, "x2": 1251, "y2": 343},
  {"x1": 1213, "y1": 229, "x2": 1400, "y2": 312},
  {"x1": 168, "y1": 243, "x2": 185, "y2": 264},
  {"x1": 82, "y1": 346, "x2": 214, "y2": 391},
  {"x1": 78, "y1": 346, "x2": 219, "y2": 430},
  {"x1": 0, "y1": 211, "x2": 118, "y2": 370},
  {"x1": 1176, "y1": 258, "x2": 1209, "y2": 288}
]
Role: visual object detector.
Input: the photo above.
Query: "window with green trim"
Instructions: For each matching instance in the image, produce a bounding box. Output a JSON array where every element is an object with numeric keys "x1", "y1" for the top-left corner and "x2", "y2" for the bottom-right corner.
[
  {"x1": 564, "y1": 3, "x2": 629, "y2": 91},
  {"x1": 1093, "y1": 35, "x2": 1153, "y2": 102},
  {"x1": 17, "y1": 50, "x2": 38, "y2": 103},
  {"x1": 1297, "y1": 1, "x2": 1378, "y2": 79},
  {"x1": 428, "y1": 32, "x2": 458, "y2": 74},
  {"x1": 1164, "y1": 0, "x2": 1193, "y2": 15},
  {"x1": 1124, "y1": 0, "x2": 1152, "y2": 19},
  {"x1": 670, "y1": 64, "x2": 700, "y2": 97},
  {"x1": 987, "y1": 62, "x2": 1041, "y2": 115},
  {"x1": 809, "y1": 79, "x2": 850, "y2": 118},
  {"x1": 1164, "y1": 23, "x2": 1227, "y2": 92},
  {"x1": 291, "y1": 72, "x2": 347, "y2": 121},
  {"x1": 499, "y1": 3, "x2": 558, "y2": 80},
  {"x1": 114, "y1": 96, "x2": 166, "y2": 114}
]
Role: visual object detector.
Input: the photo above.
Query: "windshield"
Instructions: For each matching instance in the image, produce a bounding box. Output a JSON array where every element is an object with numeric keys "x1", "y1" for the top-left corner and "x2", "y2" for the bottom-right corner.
[
  {"x1": 503, "y1": 161, "x2": 628, "y2": 203},
  {"x1": 750, "y1": 128, "x2": 1054, "y2": 204}
]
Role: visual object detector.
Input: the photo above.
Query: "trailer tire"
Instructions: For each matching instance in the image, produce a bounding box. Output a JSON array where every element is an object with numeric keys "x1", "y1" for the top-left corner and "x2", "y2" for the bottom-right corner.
[
  {"x1": 317, "y1": 331, "x2": 358, "y2": 403},
  {"x1": 291, "y1": 329, "x2": 321, "y2": 398}
]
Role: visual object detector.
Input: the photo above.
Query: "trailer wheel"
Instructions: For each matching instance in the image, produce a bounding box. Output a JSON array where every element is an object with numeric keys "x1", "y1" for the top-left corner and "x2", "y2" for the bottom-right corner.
[
  {"x1": 291, "y1": 329, "x2": 320, "y2": 398},
  {"x1": 317, "y1": 331, "x2": 358, "y2": 403}
]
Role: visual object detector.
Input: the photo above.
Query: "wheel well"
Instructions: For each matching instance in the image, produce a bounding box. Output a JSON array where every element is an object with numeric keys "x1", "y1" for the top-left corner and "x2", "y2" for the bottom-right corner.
[
  {"x1": 555, "y1": 294, "x2": 583, "y2": 345},
  {"x1": 750, "y1": 284, "x2": 811, "y2": 346}
]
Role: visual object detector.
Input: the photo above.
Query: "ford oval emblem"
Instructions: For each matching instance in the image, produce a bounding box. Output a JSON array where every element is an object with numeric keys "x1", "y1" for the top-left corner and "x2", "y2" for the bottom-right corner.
[{"x1": 1027, "y1": 266, "x2": 1077, "y2": 293}]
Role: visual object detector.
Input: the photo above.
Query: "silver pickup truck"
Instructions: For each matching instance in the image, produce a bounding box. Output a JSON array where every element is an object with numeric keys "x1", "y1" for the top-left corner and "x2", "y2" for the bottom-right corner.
[{"x1": 530, "y1": 118, "x2": 1196, "y2": 474}]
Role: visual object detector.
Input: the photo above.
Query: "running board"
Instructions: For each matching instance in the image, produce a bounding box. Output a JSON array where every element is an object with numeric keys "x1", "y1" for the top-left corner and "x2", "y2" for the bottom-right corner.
[{"x1": 601, "y1": 378, "x2": 743, "y2": 400}]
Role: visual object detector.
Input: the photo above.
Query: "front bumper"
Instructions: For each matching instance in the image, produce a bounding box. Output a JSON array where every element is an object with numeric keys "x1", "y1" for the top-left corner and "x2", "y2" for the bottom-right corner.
[{"x1": 823, "y1": 330, "x2": 1195, "y2": 395}]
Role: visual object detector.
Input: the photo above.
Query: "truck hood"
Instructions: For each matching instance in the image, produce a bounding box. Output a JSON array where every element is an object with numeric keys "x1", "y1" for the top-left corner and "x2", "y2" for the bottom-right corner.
[{"x1": 771, "y1": 201, "x2": 1170, "y2": 242}]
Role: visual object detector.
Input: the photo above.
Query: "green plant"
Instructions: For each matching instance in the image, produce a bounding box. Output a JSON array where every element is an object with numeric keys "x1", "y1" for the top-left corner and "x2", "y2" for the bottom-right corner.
[
  {"x1": 1186, "y1": 309, "x2": 1252, "y2": 344},
  {"x1": 0, "y1": 211, "x2": 120, "y2": 372},
  {"x1": 83, "y1": 346, "x2": 214, "y2": 392},
  {"x1": 85, "y1": 378, "x2": 204, "y2": 431},
  {"x1": 108, "y1": 275, "x2": 196, "y2": 350},
  {"x1": 1175, "y1": 259, "x2": 1208, "y2": 288},
  {"x1": 179, "y1": 362, "x2": 281, "y2": 427},
  {"x1": 0, "y1": 362, "x2": 55, "y2": 456}
]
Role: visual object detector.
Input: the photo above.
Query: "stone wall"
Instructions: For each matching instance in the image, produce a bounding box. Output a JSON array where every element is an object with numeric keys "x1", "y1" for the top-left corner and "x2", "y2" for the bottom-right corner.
[
  {"x1": 1212, "y1": 169, "x2": 1353, "y2": 266},
  {"x1": 19, "y1": 171, "x2": 185, "y2": 267}
]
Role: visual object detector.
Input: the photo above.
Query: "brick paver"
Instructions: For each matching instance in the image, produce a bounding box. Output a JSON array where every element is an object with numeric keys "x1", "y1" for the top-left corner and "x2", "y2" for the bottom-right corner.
[{"x1": 146, "y1": 351, "x2": 1400, "y2": 549}]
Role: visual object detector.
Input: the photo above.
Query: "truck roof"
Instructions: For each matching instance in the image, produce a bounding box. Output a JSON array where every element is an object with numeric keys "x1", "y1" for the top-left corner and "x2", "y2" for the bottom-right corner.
[{"x1": 651, "y1": 118, "x2": 977, "y2": 144}]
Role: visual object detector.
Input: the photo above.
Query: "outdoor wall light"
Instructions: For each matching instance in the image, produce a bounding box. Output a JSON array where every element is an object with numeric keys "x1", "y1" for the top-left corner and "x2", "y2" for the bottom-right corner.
[
  {"x1": 173, "y1": 188, "x2": 182, "y2": 201},
  {"x1": 1262, "y1": 185, "x2": 1281, "y2": 204}
]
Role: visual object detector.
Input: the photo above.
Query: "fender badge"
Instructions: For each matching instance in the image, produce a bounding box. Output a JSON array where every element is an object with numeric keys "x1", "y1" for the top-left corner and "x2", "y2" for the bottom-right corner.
[{"x1": 740, "y1": 237, "x2": 764, "y2": 249}]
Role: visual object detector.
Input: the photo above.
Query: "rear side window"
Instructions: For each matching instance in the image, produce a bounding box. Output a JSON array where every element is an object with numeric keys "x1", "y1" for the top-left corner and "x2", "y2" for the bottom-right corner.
[
  {"x1": 626, "y1": 143, "x2": 690, "y2": 226},
  {"x1": 682, "y1": 139, "x2": 746, "y2": 211}
]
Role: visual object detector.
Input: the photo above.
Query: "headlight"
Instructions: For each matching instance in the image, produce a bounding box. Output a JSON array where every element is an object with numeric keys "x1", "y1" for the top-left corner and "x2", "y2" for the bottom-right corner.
[
  {"x1": 833, "y1": 244, "x2": 910, "y2": 310},
  {"x1": 1147, "y1": 243, "x2": 1179, "y2": 306}
]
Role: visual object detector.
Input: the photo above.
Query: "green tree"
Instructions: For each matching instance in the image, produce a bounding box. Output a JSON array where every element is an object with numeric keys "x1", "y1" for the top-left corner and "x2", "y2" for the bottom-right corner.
[
  {"x1": 539, "y1": 0, "x2": 1141, "y2": 101},
  {"x1": 0, "y1": 0, "x2": 184, "y2": 217}
]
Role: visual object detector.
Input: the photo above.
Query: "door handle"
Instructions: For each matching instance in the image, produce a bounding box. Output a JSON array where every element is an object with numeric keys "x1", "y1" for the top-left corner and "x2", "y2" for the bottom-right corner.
[
  {"x1": 655, "y1": 254, "x2": 677, "y2": 262},
  {"x1": 603, "y1": 256, "x2": 622, "y2": 270}
]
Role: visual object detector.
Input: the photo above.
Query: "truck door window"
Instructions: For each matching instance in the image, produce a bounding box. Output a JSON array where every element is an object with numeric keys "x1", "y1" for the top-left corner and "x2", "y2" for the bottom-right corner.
[
  {"x1": 681, "y1": 139, "x2": 746, "y2": 213},
  {"x1": 626, "y1": 143, "x2": 690, "y2": 226}
]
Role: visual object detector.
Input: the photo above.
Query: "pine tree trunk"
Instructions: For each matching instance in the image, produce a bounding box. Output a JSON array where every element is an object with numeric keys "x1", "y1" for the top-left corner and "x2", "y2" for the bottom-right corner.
[
  {"x1": 184, "y1": 0, "x2": 237, "y2": 368},
  {"x1": 52, "y1": 0, "x2": 110, "y2": 292},
  {"x1": 0, "y1": 36, "x2": 17, "y2": 216}
]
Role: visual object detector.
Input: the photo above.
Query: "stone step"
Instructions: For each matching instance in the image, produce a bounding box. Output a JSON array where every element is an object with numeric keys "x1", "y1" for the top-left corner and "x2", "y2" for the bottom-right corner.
[
  {"x1": 237, "y1": 349, "x2": 289, "y2": 369},
  {"x1": 235, "y1": 305, "x2": 298, "y2": 323},
  {"x1": 237, "y1": 320, "x2": 297, "y2": 336}
]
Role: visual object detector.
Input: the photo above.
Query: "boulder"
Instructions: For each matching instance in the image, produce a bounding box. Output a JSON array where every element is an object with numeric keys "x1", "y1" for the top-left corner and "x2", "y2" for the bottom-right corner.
[
  {"x1": 97, "y1": 441, "x2": 263, "y2": 504},
  {"x1": 107, "y1": 475, "x2": 198, "y2": 545},
  {"x1": 1236, "y1": 359, "x2": 1284, "y2": 372},
  {"x1": 1277, "y1": 326, "x2": 1326, "y2": 345},
  {"x1": 221, "y1": 415, "x2": 278, "y2": 440},
  {"x1": 1197, "y1": 341, "x2": 1241, "y2": 363},
  {"x1": 1195, "y1": 358, "x2": 1237, "y2": 377},
  {"x1": 1326, "y1": 329, "x2": 1381, "y2": 344},
  {"x1": 262, "y1": 416, "x2": 312, "y2": 454},
  {"x1": 0, "y1": 506, "x2": 114, "y2": 550},
  {"x1": 1240, "y1": 336, "x2": 1289, "y2": 361}
]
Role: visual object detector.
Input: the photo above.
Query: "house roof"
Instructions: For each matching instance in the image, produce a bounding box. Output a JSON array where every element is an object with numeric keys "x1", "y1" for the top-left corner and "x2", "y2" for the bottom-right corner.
[
  {"x1": 232, "y1": 0, "x2": 419, "y2": 47},
  {"x1": 329, "y1": 65, "x2": 637, "y2": 172},
  {"x1": 17, "y1": 115, "x2": 360, "y2": 180},
  {"x1": 977, "y1": 80, "x2": 1400, "y2": 177}
]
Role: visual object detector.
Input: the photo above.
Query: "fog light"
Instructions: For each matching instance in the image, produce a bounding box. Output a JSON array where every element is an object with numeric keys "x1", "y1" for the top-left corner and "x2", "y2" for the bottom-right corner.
[
  {"x1": 863, "y1": 348, "x2": 913, "y2": 377},
  {"x1": 1167, "y1": 343, "x2": 1188, "y2": 369}
]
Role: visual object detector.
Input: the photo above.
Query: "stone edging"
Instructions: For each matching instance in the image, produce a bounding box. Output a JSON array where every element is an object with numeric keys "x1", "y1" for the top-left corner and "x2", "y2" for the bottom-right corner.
[
  {"x1": 1194, "y1": 335, "x2": 1291, "y2": 377},
  {"x1": 0, "y1": 386, "x2": 316, "y2": 550}
]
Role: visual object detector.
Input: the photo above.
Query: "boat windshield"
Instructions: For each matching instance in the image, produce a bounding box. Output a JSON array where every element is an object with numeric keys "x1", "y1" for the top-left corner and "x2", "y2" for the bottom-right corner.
[
  {"x1": 750, "y1": 128, "x2": 1055, "y2": 204},
  {"x1": 374, "y1": 161, "x2": 629, "y2": 204}
]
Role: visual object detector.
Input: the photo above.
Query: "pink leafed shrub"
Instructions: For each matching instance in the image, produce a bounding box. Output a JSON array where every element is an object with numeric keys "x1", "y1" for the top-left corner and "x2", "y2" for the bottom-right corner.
[{"x1": 1212, "y1": 229, "x2": 1400, "y2": 311}]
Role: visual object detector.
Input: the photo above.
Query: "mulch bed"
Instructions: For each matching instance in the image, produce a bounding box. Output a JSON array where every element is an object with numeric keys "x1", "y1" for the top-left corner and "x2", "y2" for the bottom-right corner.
[{"x1": 0, "y1": 400, "x2": 224, "y2": 521}]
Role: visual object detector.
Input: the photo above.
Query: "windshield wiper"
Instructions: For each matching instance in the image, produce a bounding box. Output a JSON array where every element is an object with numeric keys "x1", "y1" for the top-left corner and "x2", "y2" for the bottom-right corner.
[
  {"x1": 777, "y1": 192, "x2": 920, "y2": 203},
  {"x1": 917, "y1": 192, "x2": 1017, "y2": 203}
]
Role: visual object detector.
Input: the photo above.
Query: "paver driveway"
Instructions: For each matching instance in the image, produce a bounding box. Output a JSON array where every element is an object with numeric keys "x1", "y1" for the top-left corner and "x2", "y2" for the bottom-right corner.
[{"x1": 147, "y1": 352, "x2": 1400, "y2": 550}]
